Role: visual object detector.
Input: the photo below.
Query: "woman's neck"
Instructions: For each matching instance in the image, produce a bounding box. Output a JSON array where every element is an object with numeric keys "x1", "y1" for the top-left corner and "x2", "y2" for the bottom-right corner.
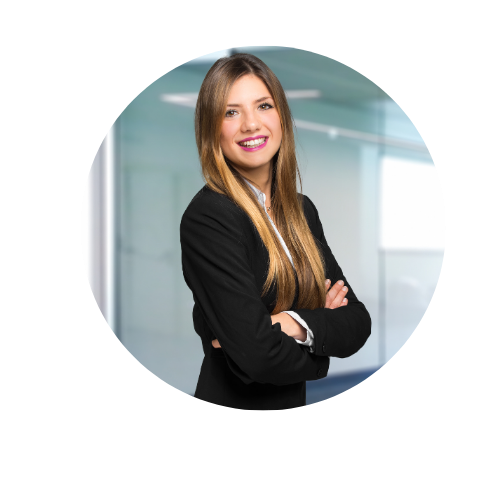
[{"x1": 234, "y1": 163, "x2": 273, "y2": 205}]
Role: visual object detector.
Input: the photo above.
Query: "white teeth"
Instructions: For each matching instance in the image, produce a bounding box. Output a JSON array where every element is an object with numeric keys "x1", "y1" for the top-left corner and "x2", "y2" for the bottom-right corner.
[{"x1": 240, "y1": 137, "x2": 266, "y2": 147}]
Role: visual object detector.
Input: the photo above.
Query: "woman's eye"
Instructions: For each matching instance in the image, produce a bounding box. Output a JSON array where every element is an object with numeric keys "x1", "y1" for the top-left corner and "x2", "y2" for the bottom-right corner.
[
  {"x1": 259, "y1": 102, "x2": 273, "y2": 110},
  {"x1": 226, "y1": 102, "x2": 273, "y2": 118}
]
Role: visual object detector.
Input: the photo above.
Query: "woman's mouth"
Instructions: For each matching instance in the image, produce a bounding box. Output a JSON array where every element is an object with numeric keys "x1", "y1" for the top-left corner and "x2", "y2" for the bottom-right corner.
[{"x1": 238, "y1": 136, "x2": 268, "y2": 152}]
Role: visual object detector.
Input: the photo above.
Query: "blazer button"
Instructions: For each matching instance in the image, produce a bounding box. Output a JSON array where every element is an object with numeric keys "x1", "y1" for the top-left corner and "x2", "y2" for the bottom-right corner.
[
  {"x1": 322, "y1": 344, "x2": 326, "y2": 353},
  {"x1": 317, "y1": 369, "x2": 323, "y2": 377}
]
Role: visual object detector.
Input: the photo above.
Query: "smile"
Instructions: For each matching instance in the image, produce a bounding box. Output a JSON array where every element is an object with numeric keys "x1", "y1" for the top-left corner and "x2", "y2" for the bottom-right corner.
[{"x1": 238, "y1": 136, "x2": 268, "y2": 152}]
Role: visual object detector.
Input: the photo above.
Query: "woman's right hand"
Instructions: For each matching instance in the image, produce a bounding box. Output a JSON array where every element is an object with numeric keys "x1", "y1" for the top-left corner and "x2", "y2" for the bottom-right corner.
[{"x1": 324, "y1": 279, "x2": 348, "y2": 309}]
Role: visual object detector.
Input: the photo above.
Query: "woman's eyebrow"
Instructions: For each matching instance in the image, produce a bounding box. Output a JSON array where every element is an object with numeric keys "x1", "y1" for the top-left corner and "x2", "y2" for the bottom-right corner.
[{"x1": 226, "y1": 96, "x2": 272, "y2": 107}]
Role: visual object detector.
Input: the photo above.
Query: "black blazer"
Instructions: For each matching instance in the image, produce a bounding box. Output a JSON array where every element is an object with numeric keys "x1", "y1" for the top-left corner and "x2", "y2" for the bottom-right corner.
[{"x1": 180, "y1": 186, "x2": 371, "y2": 410}]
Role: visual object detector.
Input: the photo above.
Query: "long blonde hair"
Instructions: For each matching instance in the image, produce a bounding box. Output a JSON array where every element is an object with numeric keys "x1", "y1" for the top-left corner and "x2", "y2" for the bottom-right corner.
[{"x1": 195, "y1": 52, "x2": 326, "y2": 313}]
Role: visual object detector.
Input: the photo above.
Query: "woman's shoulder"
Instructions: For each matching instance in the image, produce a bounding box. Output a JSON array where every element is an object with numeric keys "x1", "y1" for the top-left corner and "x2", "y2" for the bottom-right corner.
[
  {"x1": 298, "y1": 192, "x2": 320, "y2": 228},
  {"x1": 181, "y1": 185, "x2": 247, "y2": 232},
  {"x1": 181, "y1": 186, "x2": 321, "y2": 235}
]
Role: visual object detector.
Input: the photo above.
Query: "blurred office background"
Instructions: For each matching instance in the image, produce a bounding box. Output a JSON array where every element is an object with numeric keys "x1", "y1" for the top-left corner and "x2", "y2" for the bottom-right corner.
[{"x1": 88, "y1": 46, "x2": 444, "y2": 405}]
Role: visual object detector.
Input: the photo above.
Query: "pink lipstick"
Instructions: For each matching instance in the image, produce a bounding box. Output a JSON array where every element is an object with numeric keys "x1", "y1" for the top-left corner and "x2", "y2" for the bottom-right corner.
[{"x1": 238, "y1": 135, "x2": 268, "y2": 152}]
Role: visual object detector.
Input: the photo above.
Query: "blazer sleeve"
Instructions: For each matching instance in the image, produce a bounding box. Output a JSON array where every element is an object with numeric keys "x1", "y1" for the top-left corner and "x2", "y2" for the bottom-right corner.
[
  {"x1": 180, "y1": 196, "x2": 330, "y2": 386},
  {"x1": 290, "y1": 195, "x2": 372, "y2": 358}
]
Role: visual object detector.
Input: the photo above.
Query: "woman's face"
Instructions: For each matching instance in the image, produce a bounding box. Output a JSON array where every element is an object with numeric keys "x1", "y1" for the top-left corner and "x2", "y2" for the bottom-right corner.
[{"x1": 220, "y1": 74, "x2": 282, "y2": 174}]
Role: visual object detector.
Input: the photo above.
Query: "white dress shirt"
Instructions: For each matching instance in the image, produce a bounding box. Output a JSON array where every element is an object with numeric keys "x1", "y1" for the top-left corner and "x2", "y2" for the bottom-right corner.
[{"x1": 243, "y1": 178, "x2": 315, "y2": 352}]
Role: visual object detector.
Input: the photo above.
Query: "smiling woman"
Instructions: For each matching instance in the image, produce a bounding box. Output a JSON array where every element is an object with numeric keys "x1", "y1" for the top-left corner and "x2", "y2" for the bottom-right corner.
[
  {"x1": 180, "y1": 53, "x2": 371, "y2": 410},
  {"x1": 220, "y1": 76, "x2": 282, "y2": 222}
]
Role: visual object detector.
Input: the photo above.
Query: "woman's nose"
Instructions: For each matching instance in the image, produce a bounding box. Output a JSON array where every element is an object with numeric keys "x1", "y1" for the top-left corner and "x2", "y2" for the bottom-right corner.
[{"x1": 241, "y1": 110, "x2": 261, "y2": 132}]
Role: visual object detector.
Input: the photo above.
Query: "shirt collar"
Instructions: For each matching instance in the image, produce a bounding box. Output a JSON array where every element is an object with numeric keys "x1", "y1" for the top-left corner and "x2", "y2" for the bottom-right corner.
[{"x1": 242, "y1": 177, "x2": 267, "y2": 208}]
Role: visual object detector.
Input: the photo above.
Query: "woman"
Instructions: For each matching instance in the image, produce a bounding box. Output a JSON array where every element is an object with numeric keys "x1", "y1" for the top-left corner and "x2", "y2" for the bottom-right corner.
[{"x1": 180, "y1": 53, "x2": 371, "y2": 410}]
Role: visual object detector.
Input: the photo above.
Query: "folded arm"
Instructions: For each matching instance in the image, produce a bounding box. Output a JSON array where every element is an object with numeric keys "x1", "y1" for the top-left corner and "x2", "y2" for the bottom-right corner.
[{"x1": 180, "y1": 195, "x2": 329, "y2": 386}]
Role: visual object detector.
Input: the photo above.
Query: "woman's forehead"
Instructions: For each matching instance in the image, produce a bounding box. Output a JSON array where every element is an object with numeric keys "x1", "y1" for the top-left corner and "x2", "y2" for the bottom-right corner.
[{"x1": 227, "y1": 75, "x2": 271, "y2": 103}]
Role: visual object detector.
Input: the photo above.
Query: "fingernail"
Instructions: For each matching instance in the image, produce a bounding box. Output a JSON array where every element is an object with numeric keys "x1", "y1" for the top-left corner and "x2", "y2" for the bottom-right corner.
[
  {"x1": 342, "y1": 298, "x2": 347, "y2": 303},
  {"x1": 337, "y1": 280, "x2": 344, "y2": 286},
  {"x1": 326, "y1": 279, "x2": 331, "y2": 285},
  {"x1": 342, "y1": 286, "x2": 348, "y2": 291}
]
